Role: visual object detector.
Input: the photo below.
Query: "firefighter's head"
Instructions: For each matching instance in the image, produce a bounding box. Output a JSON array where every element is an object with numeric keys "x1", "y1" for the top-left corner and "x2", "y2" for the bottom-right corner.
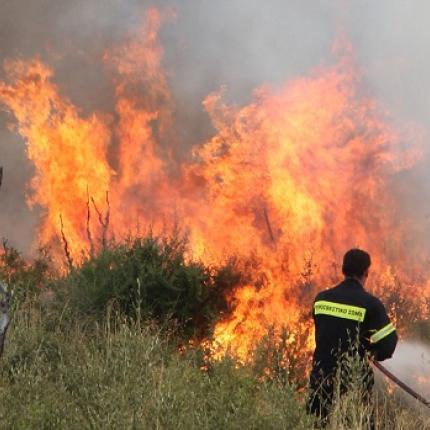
[{"x1": 342, "y1": 248, "x2": 371, "y2": 285}]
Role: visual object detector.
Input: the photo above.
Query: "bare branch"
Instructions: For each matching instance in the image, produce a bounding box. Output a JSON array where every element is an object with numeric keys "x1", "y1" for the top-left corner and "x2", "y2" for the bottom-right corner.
[
  {"x1": 263, "y1": 207, "x2": 276, "y2": 245},
  {"x1": 91, "y1": 191, "x2": 110, "y2": 249},
  {"x1": 86, "y1": 186, "x2": 95, "y2": 257},
  {"x1": 102, "y1": 191, "x2": 110, "y2": 248},
  {"x1": 59, "y1": 215, "x2": 73, "y2": 270},
  {"x1": 91, "y1": 197, "x2": 104, "y2": 229}
]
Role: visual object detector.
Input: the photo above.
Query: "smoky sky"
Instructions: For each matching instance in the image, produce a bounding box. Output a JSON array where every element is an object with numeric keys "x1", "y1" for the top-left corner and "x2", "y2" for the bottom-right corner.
[{"x1": 1, "y1": 0, "x2": 430, "y2": 253}]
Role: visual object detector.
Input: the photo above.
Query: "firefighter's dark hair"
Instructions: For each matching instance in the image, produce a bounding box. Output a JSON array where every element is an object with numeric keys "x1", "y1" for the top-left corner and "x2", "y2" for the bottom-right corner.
[{"x1": 342, "y1": 248, "x2": 371, "y2": 278}]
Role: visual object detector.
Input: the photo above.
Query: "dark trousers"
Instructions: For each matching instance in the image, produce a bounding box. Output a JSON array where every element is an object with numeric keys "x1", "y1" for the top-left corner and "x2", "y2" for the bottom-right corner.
[{"x1": 307, "y1": 365, "x2": 374, "y2": 428}]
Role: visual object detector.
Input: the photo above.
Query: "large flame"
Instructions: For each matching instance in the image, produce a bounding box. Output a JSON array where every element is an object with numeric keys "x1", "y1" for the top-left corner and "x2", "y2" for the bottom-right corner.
[
  {"x1": 0, "y1": 60, "x2": 112, "y2": 261},
  {"x1": 0, "y1": 8, "x2": 428, "y2": 360}
]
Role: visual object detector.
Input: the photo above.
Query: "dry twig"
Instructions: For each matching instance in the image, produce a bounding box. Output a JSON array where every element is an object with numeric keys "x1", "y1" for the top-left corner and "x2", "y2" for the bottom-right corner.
[
  {"x1": 59, "y1": 214, "x2": 73, "y2": 269},
  {"x1": 91, "y1": 191, "x2": 110, "y2": 249},
  {"x1": 86, "y1": 186, "x2": 95, "y2": 257},
  {"x1": 263, "y1": 207, "x2": 276, "y2": 245}
]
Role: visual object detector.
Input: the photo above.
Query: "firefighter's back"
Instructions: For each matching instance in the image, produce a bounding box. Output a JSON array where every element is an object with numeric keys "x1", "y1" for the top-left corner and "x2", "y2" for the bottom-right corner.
[{"x1": 312, "y1": 278, "x2": 379, "y2": 371}]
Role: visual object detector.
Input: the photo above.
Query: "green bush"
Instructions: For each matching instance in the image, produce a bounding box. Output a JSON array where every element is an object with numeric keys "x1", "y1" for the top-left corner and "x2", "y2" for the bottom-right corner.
[{"x1": 54, "y1": 234, "x2": 241, "y2": 338}]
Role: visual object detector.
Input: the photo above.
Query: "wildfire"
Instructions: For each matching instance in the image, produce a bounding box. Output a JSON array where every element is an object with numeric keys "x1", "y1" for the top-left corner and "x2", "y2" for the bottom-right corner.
[
  {"x1": 0, "y1": 60, "x2": 112, "y2": 262},
  {"x1": 0, "y1": 8, "x2": 428, "y2": 361}
]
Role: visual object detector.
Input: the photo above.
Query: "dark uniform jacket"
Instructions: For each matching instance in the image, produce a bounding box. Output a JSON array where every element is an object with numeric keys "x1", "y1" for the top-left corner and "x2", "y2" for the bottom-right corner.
[
  {"x1": 311, "y1": 278, "x2": 397, "y2": 368},
  {"x1": 309, "y1": 277, "x2": 397, "y2": 392}
]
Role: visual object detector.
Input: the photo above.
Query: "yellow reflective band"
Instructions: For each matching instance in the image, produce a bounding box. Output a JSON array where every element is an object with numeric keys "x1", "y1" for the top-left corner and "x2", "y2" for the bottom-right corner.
[
  {"x1": 314, "y1": 301, "x2": 366, "y2": 322},
  {"x1": 370, "y1": 323, "x2": 396, "y2": 344}
]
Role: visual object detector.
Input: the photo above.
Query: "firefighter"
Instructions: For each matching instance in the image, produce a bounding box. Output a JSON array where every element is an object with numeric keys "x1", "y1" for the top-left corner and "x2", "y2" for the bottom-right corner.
[{"x1": 307, "y1": 249, "x2": 398, "y2": 426}]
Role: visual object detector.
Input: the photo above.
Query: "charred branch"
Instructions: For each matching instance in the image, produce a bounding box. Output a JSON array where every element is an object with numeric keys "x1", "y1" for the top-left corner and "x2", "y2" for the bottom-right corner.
[
  {"x1": 86, "y1": 186, "x2": 95, "y2": 258},
  {"x1": 103, "y1": 191, "x2": 110, "y2": 248},
  {"x1": 91, "y1": 191, "x2": 110, "y2": 249},
  {"x1": 263, "y1": 207, "x2": 276, "y2": 245},
  {"x1": 59, "y1": 214, "x2": 73, "y2": 270}
]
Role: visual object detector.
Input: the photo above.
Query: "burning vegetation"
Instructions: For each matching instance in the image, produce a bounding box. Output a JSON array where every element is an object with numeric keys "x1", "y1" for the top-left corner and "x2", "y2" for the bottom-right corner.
[{"x1": 0, "y1": 7, "x2": 429, "y2": 369}]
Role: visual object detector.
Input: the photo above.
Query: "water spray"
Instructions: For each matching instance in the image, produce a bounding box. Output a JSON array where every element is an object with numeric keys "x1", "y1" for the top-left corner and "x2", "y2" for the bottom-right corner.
[{"x1": 371, "y1": 359, "x2": 430, "y2": 409}]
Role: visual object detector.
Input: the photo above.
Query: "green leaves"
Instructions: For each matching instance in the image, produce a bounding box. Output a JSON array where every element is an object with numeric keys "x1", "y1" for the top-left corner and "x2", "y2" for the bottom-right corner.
[{"x1": 57, "y1": 233, "x2": 239, "y2": 338}]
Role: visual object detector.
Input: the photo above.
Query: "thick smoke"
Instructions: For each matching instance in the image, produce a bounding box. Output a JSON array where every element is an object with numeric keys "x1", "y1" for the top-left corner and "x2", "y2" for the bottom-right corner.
[
  {"x1": 1, "y1": 0, "x2": 430, "y2": 252},
  {"x1": 376, "y1": 341, "x2": 430, "y2": 414}
]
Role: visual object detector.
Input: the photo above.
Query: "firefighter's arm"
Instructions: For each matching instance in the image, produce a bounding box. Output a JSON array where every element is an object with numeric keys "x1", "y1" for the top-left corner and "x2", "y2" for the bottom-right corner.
[{"x1": 366, "y1": 299, "x2": 398, "y2": 361}]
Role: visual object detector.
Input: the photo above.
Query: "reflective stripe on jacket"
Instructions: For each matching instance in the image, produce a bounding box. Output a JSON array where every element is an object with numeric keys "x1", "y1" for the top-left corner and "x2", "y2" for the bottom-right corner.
[{"x1": 311, "y1": 278, "x2": 398, "y2": 372}]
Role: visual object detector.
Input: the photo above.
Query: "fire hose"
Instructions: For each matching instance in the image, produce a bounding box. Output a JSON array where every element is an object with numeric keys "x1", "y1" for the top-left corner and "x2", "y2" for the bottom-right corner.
[{"x1": 371, "y1": 359, "x2": 430, "y2": 408}]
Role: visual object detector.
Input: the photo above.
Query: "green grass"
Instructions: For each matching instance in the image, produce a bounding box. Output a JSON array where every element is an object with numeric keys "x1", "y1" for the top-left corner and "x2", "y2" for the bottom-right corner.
[
  {"x1": 0, "y1": 300, "x2": 313, "y2": 429},
  {"x1": 0, "y1": 299, "x2": 428, "y2": 429}
]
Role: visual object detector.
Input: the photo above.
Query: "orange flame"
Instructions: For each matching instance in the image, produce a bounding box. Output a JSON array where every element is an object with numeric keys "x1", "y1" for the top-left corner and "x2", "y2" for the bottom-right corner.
[
  {"x1": 0, "y1": 8, "x2": 428, "y2": 360},
  {"x1": 0, "y1": 60, "x2": 112, "y2": 261}
]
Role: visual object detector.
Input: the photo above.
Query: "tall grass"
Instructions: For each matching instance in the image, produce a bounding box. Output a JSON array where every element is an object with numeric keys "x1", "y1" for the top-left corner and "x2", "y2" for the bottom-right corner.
[
  {"x1": 0, "y1": 300, "x2": 314, "y2": 429},
  {"x1": 0, "y1": 299, "x2": 429, "y2": 429}
]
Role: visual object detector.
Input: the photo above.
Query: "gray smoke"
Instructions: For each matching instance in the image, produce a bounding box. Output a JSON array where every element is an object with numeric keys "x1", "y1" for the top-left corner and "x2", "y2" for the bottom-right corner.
[
  {"x1": 375, "y1": 341, "x2": 430, "y2": 417},
  {"x1": 1, "y1": 0, "x2": 430, "y2": 253}
]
